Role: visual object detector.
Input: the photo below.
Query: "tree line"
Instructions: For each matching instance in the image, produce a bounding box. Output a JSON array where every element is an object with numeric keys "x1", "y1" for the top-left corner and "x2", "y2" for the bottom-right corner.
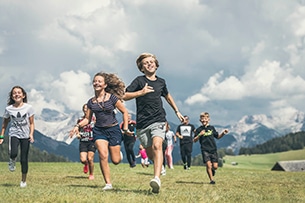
[
  {"x1": 239, "y1": 131, "x2": 305, "y2": 155},
  {"x1": 0, "y1": 136, "x2": 69, "y2": 162}
]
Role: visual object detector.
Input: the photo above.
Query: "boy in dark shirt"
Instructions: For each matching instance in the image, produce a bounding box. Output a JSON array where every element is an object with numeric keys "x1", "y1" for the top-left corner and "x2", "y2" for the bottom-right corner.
[
  {"x1": 124, "y1": 53, "x2": 184, "y2": 193},
  {"x1": 193, "y1": 112, "x2": 229, "y2": 184}
]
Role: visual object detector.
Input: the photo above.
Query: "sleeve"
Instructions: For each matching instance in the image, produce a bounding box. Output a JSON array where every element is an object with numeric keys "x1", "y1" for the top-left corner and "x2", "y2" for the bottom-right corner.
[
  {"x1": 161, "y1": 79, "x2": 169, "y2": 97},
  {"x1": 28, "y1": 105, "x2": 35, "y2": 117},
  {"x1": 212, "y1": 126, "x2": 219, "y2": 138},
  {"x1": 3, "y1": 108, "x2": 10, "y2": 119},
  {"x1": 126, "y1": 77, "x2": 141, "y2": 92}
]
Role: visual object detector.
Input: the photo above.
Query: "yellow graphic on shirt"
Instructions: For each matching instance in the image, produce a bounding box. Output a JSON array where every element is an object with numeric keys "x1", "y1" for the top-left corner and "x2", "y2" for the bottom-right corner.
[{"x1": 203, "y1": 130, "x2": 213, "y2": 136}]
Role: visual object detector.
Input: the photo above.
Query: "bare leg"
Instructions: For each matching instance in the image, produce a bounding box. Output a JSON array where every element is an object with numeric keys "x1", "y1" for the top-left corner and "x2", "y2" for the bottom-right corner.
[
  {"x1": 95, "y1": 140, "x2": 111, "y2": 184},
  {"x1": 146, "y1": 136, "x2": 163, "y2": 178},
  {"x1": 87, "y1": 151, "x2": 95, "y2": 175}
]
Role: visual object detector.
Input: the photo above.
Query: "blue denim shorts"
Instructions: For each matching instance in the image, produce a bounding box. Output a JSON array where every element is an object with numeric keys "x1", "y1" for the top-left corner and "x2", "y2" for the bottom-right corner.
[{"x1": 92, "y1": 124, "x2": 122, "y2": 146}]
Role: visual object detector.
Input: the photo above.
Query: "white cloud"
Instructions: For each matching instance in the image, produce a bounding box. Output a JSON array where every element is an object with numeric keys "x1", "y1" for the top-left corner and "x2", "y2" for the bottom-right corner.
[{"x1": 2, "y1": 1, "x2": 305, "y2": 125}]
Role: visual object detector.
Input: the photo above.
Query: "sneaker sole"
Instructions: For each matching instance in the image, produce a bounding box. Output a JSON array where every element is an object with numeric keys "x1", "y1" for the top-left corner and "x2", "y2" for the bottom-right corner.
[{"x1": 150, "y1": 180, "x2": 160, "y2": 193}]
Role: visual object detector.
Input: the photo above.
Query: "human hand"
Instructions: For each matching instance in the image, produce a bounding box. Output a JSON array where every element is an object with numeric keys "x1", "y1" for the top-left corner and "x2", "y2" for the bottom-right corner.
[
  {"x1": 176, "y1": 111, "x2": 184, "y2": 122},
  {"x1": 0, "y1": 139, "x2": 3, "y2": 144},
  {"x1": 69, "y1": 126, "x2": 79, "y2": 138},
  {"x1": 141, "y1": 83, "x2": 154, "y2": 95},
  {"x1": 29, "y1": 135, "x2": 34, "y2": 143}
]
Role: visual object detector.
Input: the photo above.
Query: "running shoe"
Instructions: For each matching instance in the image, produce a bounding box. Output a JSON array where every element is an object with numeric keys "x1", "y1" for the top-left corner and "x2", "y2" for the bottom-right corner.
[
  {"x1": 89, "y1": 175, "x2": 94, "y2": 180},
  {"x1": 150, "y1": 177, "x2": 161, "y2": 194},
  {"x1": 8, "y1": 158, "x2": 16, "y2": 172},
  {"x1": 83, "y1": 164, "x2": 88, "y2": 174},
  {"x1": 20, "y1": 181, "x2": 27, "y2": 188},
  {"x1": 102, "y1": 184, "x2": 113, "y2": 191},
  {"x1": 210, "y1": 180, "x2": 216, "y2": 184}
]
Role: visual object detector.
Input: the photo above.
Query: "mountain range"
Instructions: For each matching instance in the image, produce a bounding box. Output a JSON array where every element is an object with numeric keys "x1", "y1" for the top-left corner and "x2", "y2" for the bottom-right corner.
[{"x1": 2, "y1": 108, "x2": 304, "y2": 163}]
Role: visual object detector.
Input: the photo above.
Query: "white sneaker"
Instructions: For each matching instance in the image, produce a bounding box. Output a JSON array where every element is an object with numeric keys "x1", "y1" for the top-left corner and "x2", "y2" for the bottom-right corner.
[
  {"x1": 20, "y1": 181, "x2": 27, "y2": 188},
  {"x1": 120, "y1": 151, "x2": 123, "y2": 162},
  {"x1": 102, "y1": 184, "x2": 113, "y2": 191},
  {"x1": 161, "y1": 165, "x2": 166, "y2": 176},
  {"x1": 150, "y1": 177, "x2": 161, "y2": 193},
  {"x1": 8, "y1": 158, "x2": 16, "y2": 172}
]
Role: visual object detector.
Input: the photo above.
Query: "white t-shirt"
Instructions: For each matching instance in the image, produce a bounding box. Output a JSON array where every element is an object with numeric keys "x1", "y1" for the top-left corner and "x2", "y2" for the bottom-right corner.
[
  {"x1": 165, "y1": 130, "x2": 175, "y2": 146},
  {"x1": 3, "y1": 103, "x2": 35, "y2": 139}
]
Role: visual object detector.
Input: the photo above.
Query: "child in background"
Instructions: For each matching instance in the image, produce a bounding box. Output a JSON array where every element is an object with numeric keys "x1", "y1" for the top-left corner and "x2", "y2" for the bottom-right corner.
[
  {"x1": 193, "y1": 112, "x2": 229, "y2": 184},
  {"x1": 164, "y1": 122, "x2": 176, "y2": 169},
  {"x1": 0, "y1": 86, "x2": 35, "y2": 188},
  {"x1": 136, "y1": 144, "x2": 150, "y2": 168},
  {"x1": 70, "y1": 104, "x2": 96, "y2": 180}
]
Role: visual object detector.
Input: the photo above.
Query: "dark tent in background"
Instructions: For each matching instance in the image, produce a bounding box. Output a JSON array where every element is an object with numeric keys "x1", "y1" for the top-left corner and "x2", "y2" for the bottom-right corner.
[{"x1": 271, "y1": 160, "x2": 305, "y2": 172}]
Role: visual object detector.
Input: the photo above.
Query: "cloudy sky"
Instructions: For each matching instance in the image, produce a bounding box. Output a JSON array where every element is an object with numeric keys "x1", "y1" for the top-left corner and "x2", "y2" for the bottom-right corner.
[{"x1": 1, "y1": 0, "x2": 305, "y2": 126}]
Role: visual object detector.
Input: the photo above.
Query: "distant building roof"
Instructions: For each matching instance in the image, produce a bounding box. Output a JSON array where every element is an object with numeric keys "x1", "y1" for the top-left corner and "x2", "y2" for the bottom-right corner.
[{"x1": 271, "y1": 160, "x2": 305, "y2": 172}]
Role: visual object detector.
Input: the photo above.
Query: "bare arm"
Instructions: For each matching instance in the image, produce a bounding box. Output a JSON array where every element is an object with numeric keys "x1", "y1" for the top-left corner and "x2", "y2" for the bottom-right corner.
[
  {"x1": 0, "y1": 117, "x2": 10, "y2": 144},
  {"x1": 116, "y1": 100, "x2": 129, "y2": 132},
  {"x1": 217, "y1": 129, "x2": 229, "y2": 139},
  {"x1": 164, "y1": 93, "x2": 184, "y2": 122},
  {"x1": 69, "y1": 108, "x2": 92, "y2": 138},
  {"x1": 29, "y1": 115, "x2": 35, "y2": 143}
]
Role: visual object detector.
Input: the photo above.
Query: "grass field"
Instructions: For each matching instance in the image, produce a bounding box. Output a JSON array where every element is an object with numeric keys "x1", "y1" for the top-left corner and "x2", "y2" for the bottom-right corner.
[{"x1": 0, "y1": 149, "x2": 305, "y2": 203}]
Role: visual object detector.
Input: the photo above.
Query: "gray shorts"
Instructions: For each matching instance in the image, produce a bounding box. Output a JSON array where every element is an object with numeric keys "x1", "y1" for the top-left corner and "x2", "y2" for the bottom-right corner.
[{"x1": 136, "y1": 122, "x2": 166, "y2": 148}]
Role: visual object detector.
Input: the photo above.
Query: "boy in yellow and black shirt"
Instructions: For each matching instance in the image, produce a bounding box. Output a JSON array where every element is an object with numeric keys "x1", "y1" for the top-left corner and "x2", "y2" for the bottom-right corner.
[{"x1": 193, "y1": 112, "x2": 229, "y2": 184}]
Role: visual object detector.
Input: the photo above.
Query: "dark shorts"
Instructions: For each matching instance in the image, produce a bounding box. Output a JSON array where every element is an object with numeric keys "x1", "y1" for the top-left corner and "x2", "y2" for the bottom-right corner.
[
  {"x1": 93, "y1": 124, "x2": 122, "y2": 146},
  {"x1": 202, "y1": 151, "x2": 218, "y2": 164},
  {"x1": 79, "y1": 140, "x2": 96, "y2": 153}
]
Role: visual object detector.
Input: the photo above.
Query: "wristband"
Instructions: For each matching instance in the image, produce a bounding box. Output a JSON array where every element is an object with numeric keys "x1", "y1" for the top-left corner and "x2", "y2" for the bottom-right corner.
[
  {"x1": 175, "y1": 110, "x2": 179, "y2": 113},
  {"x1": 123, "y1": 129, "x2": 128, "y2": 133},
  {"x1": 74, "y1": 124, "x2": 80, "y2": 128},
  {"x1": 0, "y1": 135, "x2": 4, "y2": 139}
]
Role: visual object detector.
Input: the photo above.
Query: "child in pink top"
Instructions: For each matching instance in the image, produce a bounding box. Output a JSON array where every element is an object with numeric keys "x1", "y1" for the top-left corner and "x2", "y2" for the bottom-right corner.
[{"x1": 136, "y1": 144, "x2": 150, "y2": 168}]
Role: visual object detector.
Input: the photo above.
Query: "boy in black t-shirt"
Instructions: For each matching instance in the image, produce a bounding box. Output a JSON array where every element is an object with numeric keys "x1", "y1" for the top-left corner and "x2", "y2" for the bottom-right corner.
[
  {"x1": 193, "y1": 112, "x2": 229, "y2": 184},
  {"x1": 176, "y1": 115, "x2": 195, "y2": 170},
  {"x1": 124, "y1": 53, "x2": 184, "y2": 193}
]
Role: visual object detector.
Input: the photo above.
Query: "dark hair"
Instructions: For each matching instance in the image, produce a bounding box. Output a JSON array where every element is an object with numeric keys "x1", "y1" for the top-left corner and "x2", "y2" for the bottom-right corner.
[{"x1": 8, "y1": 86, "x2": 28, "y2": 105}]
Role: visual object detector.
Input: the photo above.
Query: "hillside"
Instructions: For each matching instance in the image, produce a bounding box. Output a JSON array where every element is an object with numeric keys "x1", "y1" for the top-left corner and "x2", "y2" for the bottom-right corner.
[{"x1": 224, "y1": 148, "x2": 305, "y2": 170}]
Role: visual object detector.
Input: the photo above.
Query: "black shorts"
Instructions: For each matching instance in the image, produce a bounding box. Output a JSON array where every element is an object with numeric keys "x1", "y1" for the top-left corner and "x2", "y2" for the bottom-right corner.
[
  {"x1": 79, "y1": 140, "x2": 96, "y2": 153},
  {"x1": 202, "y1": 151, "x2": 218, "y2": 164}
]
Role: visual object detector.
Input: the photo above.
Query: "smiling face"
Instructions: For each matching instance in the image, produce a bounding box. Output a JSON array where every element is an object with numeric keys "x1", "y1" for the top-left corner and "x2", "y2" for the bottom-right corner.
[
  {"x1": 92, "y1": 75, "x2": 107, "y2": 92},
  {"x1": 140, "y1": 56, "x2": 158, "y2": 74},
  {"x1": 200, "y1": 113, "x2": 210, "y2": 126},
  {"x1": 11, "y1": 87, "x2": 26, "y2": 104}
]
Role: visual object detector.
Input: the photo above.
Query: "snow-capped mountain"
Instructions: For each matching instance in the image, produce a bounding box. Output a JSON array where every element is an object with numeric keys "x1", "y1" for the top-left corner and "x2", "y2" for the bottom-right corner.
[
  {"x1": 35, "y1": 108, "x2": 80, "y2": 144},
  {"x1": 34, "y1": 108, "x2": 305, "y2": 155}
]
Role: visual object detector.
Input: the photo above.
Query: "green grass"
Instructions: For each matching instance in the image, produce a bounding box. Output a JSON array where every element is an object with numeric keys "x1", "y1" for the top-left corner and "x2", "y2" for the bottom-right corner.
[{"x1": 1, "y1": 149, "x2": 305, "y2": 203}]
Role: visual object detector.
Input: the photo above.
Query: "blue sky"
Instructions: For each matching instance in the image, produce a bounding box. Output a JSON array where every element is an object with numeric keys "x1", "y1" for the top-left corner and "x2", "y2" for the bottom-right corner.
[{"x1": 1, "y1": 0, "x2": 305, "y2": 126}]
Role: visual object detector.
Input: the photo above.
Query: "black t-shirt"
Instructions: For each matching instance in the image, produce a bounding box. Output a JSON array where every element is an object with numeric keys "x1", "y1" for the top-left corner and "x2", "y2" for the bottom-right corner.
[
  {"x1": 195, "y1": 125, "x2": 219, "y2": 153},
  {"x1": 125, "y1": 75, "x2": 168, "y2": 129},
  {"x1": 176, "y1": 123, "x2": 195, "y2": 145}
]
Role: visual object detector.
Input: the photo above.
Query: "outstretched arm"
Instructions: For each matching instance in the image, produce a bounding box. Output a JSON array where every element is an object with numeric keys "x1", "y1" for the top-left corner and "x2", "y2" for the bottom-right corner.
[
  {"x1": 164, "y1": 93, "x2": 184, "y2": 122},
  {"x1": 217, "y1": 129, "x2": 229, "y2": 139}
]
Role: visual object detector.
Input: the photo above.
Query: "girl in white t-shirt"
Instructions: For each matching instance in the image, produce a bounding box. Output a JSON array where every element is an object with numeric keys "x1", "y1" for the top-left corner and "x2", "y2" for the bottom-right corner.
[
  {"x1": 0, "y1": 86, "x2": 35, "y2": 188},
  {"x1": 165, "y1": 122, "x2": 176, "y2": 169}
]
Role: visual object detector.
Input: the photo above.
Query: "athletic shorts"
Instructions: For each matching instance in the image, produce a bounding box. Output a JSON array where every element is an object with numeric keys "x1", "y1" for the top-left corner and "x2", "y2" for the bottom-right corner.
[
  {"x1": 136, "y1": 122, "x2": 166, "y2": 148},
  {"x1": 79, "y1": 140, "x2": 96, "y2": 153},
  {"x1": 202, "y1": 151, "x2": 218, "y2": 164},
  {"x1": 93, "y1": 124, "x2": 122, "y2": 146}
]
